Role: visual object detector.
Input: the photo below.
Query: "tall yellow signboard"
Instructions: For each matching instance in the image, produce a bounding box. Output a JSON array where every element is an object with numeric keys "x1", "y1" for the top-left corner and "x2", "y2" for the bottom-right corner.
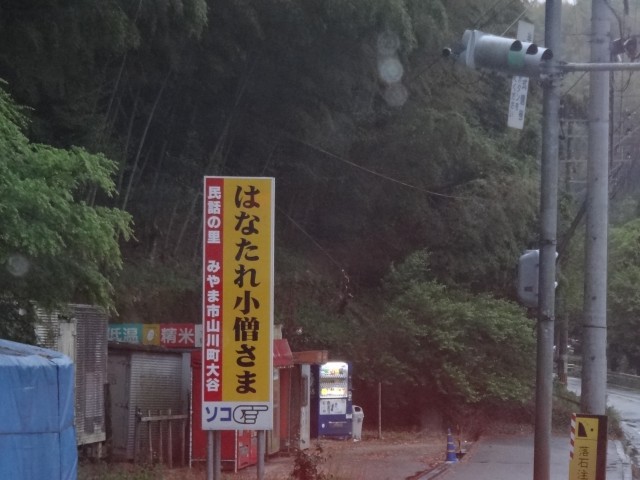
[{"x1": 201, "y1": 176, "x2": 274, "y2": 430}]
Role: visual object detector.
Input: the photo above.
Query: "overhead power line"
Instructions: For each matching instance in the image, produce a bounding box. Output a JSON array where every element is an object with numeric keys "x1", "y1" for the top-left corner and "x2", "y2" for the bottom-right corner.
[{"x1": 290, "y1": 136, "x2": 471, "y2": 200}]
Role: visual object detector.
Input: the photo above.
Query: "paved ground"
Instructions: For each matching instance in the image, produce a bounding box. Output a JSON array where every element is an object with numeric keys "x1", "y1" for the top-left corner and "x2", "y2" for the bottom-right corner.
[
  {"x1": 231, "y1": 431, "x2": 631, "y2": 480},
  {"x1": 437, "y1": 434, "x2": 631, "y2": 480},
  {"x1": 81, "y1": 427, "x2": 632, "y2": 479},
  {"x1": 438, "y1": 434, "x2": 570, "y2": 480}
]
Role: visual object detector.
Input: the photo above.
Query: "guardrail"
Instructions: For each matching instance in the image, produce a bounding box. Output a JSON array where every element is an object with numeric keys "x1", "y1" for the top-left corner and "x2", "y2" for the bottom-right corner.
[
  {"x1": 607, "y1": 371, "x2": 640, "y2": 390},
  {"x1": 568, "y1": 368, "x2": 640, "y2": 389}
]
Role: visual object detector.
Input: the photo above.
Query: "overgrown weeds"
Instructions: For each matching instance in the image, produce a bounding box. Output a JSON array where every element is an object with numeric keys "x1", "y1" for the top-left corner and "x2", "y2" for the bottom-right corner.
[
  {"x1": 78, "y1": 461, "x2": 162, "y2": 480},
  {"x1": 290, "y1": 444, "x2": 334, "y2": 480},
  {"x1": 552, "y1": 380, "x2": 623, "y2": 438}
]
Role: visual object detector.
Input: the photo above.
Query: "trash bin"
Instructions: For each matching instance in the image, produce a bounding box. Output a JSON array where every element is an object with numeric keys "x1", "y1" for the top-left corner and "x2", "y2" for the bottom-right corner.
[{"x1": 352, "y1": 405, "x2": 364, "y2": 441}]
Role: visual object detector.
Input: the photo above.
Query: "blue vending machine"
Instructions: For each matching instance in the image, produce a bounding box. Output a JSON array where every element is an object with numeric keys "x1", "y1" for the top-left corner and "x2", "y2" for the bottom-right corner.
[{"x1": 311, "y1": 361, "x2": 352, "y2": 439}]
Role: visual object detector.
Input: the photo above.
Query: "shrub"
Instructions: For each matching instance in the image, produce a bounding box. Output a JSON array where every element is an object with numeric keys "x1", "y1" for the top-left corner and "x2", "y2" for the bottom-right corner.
[{"x1": 291, "y1": 444, "x2": 332, "y2": 480}]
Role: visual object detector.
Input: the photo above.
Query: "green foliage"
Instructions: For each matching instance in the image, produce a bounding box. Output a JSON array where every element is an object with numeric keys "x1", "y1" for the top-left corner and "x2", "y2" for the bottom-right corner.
[
  {"x1": 552, "y1": 380, "x2": 624, "y2": 438},
  {"x1": 113, "y1": 257, "x2": 200, "y2": 323},
  {"x1": 0, "y1": 300, "x2": 37, "y2": 344},
  {"x1": 0, "y1": 83, "x2": 132, "y2": 339},
  {"x1": 0, "y1": 0, "x2": 547, "y2": 420},
  {"x1": 357, "y1": 251, "x2": 536, "y2": 423},
  {"x1": 552, "y1": 380, "x2": 580, "y2": 431},
  {"x1": 277, "y1": 250, "x2": 538, "y2": 426},
  {"x1": 564, "y1": 214, "x2": 640, "y2": 374},
  {"x1": 608, "y1": 219, "x2": 640, "y2": 372},
  {"x1": 297, "y1": 103, "x2": 539, "y2": 291}
]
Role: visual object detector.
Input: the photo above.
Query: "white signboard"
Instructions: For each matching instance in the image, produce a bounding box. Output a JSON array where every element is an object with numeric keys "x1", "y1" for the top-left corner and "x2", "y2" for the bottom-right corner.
[{"x1": 508, "y1": 21, "x2": 535, "y2": 129}]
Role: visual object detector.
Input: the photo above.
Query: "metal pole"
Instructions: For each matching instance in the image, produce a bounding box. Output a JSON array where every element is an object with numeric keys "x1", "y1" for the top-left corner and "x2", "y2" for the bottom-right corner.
[
  {"x1": 534, "y1": 2, "x2": 562, "y2": 480},
  {"x1": 207, "y1": 431, "x2": 214, "y2": 480},
  {"x1": 581, "y1": 0, "x2": 610, "y2": 416},
  {"x1": 378, "y1": 382, "x2": 382, "y2": 440},
  {"x1": 257, "y1": 430, "x2": 266, "y2": 480},
  {"x1": 214, "y1": 431, "x2": 221, "y2": 479},
  {"x1": 561, "y1": 61, "x2": 640, "y2": 72}
]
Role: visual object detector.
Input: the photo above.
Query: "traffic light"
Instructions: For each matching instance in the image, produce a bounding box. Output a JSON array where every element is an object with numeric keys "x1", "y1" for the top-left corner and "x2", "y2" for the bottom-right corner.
[
  {"x1": 516, "y1": 249, "x2": 558, "y2": 308},
  {"x1": 444, "y1": 29, "x2": 553, "y2": 78},
  {"x1": 517, "y1": 250, "x2": 540, "y2": 308}
]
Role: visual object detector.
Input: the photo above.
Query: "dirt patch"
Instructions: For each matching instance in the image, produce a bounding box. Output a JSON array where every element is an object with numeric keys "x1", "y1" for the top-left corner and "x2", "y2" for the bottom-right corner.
[
  {"x1": 208, "y1": 430, "x2": 448, "y2": 480},
  {"x1": 80, "y1": 426, "x2": 531, "y2": 479}
]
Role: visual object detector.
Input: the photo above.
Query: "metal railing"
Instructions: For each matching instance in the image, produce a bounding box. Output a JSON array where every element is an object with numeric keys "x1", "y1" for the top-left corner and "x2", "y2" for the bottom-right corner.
[
  {"x1": 134, "y1": 409, "x2": 188, "y2": 467},
  {"x1": 606, "y1": 371, "x2": 640, "y2": 390}
]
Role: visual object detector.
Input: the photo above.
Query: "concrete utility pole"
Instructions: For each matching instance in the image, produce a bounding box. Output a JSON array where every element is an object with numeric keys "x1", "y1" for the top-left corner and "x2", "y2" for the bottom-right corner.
[
  {"x1": 581, "y1": 0, "x2": 610, "y2": 415},
  {"x1": 534, "y1": 3, "x2": 562, "y2": 480},
  {"x1": 444, "y1": 4, "x2": 640, "y2": 475}
]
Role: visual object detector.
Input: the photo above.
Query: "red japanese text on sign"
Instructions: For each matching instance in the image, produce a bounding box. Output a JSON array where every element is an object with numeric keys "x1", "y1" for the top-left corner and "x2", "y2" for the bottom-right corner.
[{"x1": 203, "y1": 179, "x2": 224, "y2": 401}]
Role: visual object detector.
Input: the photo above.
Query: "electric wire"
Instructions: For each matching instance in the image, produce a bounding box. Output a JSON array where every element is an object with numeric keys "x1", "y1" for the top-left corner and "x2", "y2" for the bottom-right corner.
[
  {"x1": 473, "y1": 0, "x2": 509, "y2": 29},
  {"x1": 475, "y1": 0, "x2": 522, "y2": 31},
  {"x1": 501, "y1": 5, "x2": 533, "y2": 37},
  {"x1": 276, "y1": 206, "x2": 344, "y2": 271},
  {"x1": 290, "y1": 136, "x2": 472, "y2": 201},
  {"x1": 562, "y1": 71, "x2": 588, "y2": 96}
]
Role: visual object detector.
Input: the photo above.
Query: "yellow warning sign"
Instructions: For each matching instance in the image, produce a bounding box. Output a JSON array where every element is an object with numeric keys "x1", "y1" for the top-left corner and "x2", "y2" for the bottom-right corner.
[{"x1": 569, "y1": 414, "x2": 607, "y2": 480}]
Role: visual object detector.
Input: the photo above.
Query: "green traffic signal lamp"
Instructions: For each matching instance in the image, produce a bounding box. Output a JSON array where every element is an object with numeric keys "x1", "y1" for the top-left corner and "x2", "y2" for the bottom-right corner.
[{"x1": 445, "y1": 29, "x2": 553, "y2": 78}]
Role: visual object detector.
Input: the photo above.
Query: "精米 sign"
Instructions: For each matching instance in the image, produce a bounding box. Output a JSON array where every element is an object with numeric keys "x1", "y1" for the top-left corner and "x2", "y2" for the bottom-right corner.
[
  {"x1": 108, "y1": 323, "x2": 202, "y2": 348},
  {"x1": 202, "y1": 177, "x2": 274, "y2": 430}
]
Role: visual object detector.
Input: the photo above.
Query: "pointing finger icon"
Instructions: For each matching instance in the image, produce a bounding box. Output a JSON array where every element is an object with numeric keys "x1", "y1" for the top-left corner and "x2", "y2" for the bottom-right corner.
[{"x1": 233, "y1": 405, "x2": 269, "y2": 424}]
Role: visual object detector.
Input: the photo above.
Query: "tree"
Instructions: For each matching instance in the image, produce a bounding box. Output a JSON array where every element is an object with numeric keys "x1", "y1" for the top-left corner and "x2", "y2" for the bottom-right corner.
[
  {"x1": 608, "y1": 218, "x2": 640, "y2": 372},
  {"x1": 0, "y1": 0, "x2": 548, "y2": 424},
  {"x1": 0, "y1": 83, "x2": 132, "y2": 342},
  {"x1": 345, "y1": 251, "x2": 535, "y2": 426}
]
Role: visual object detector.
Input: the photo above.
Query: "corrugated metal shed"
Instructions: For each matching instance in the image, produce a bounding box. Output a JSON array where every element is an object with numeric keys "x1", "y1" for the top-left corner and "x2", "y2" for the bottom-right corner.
[
  {"x1": 74, "y1": 305, "x2": 108, "y2": 446},
  {"x1": 108, "y1": 343, "x2": 190, "y2": 462},
  {"x1": 34, "y1": 304, "x2": 108, "y2": 448}
]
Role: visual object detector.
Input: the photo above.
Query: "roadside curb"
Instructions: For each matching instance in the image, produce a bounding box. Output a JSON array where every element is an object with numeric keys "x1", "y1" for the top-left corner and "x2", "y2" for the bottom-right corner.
[
  {"x1": 411, "y1": 434, "x2": 632, "y2": 480},
  {"x1": 412, "y1": 436, "x2": 479, "y2": 480},
  {"x1": 613, "y1": 439, "x2": 633, "y2": 480},
  {"x1": 411, "y1": 462, "x2": 449, "y2": 480}
]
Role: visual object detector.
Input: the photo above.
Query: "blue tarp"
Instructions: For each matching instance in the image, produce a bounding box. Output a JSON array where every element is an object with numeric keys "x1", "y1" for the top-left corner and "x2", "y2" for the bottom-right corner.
[{"x1": 0, "y1": 339, "x2": 77, "y2": 480}]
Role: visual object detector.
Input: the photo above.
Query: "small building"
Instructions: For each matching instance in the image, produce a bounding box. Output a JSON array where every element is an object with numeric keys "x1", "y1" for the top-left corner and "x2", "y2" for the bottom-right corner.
[
  {"x1": 35, "y1": 303, "x2": 109, "y2": 455},
  {"x1": 279, "y1": 350, "x2": 329, "y2": 452},
  {"x1": 267, "y1": 336, "x2": 295, "y2": 455},
  {"x1": 107, "y1": 342, "x2": 191, "y2": 464}
]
